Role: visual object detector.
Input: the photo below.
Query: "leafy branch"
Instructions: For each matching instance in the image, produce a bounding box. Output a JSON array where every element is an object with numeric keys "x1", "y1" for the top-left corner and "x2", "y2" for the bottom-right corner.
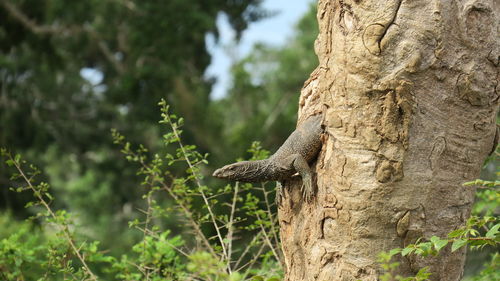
[
  {"x1": 0, "y1": 100, "x2": 283, "y2": 280},
  {"x1": 379, "y1": 171, "x2": 499, "y2": 280},
  {"x1": 110, "y1": 100, "x2": 283, "y2": 279},
  {"x1": 1, "y1": 149, "x2": 98, "y2": 281}
]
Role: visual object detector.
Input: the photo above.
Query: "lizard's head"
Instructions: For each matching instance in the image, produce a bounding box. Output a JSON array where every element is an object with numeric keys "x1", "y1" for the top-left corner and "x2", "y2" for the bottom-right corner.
[
  {"x1": 212, "y1": 160, "x2": 267, "y2": 182},
  {"x1": 212, "y1": 162, "x2": 243, "y2": 180}
]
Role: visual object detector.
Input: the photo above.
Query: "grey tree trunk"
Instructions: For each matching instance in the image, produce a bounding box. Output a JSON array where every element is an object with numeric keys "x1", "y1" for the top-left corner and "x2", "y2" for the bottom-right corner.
[{"x1": 278, "y1": 0, "x2": 499, "y2": 280}]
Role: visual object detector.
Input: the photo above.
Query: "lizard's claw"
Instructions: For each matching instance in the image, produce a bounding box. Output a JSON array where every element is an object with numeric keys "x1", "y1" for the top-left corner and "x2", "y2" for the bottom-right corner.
[{"x1": 301, "y1": 174, "x2": 314, "y2": 203}]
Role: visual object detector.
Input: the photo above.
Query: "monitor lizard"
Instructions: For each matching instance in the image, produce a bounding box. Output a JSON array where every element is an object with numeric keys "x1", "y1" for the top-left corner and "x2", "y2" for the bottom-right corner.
[{"x1": 212, "y1": 114, "x2": 323, "y2": 203}]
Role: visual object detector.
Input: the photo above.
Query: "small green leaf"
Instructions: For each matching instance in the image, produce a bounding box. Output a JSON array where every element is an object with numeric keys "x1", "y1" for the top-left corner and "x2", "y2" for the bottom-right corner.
[
  {"x1": 451, "y1": 239, "x2": 467, "y2": 252},
  {"x1": 401, "y1": 247, "x2": 414, "y2": 256},
  {"x1": 414, "y1": 267, "x2": 432, "y2": 280},
  {"x1": 430, "y1": 236, "x2": 448, "y2": 251},
  {"x1": 388, "y1": 248, "x2": 401, "y2": 257},
  {"x1": 485, "y1": 224, "x2": 500, "y2": 238},
  {"x1": 448, "y1": 229, "x2": 464, "y2": 238}
]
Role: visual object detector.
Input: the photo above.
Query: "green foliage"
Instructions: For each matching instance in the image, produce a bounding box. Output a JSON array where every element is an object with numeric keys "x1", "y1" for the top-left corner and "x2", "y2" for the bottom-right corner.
[
  {"x1": 465, "y1": 171, "x2": 500, "y2": 217},
  {"x1": 378, "y1": 248, "x2": 431, "y2": 281},
  {"x1": 111, "y1": 231, "x2": 186, "y2": 280},
  {"x1": 0, "y1": 0, "x2": 268, "y2": 258},
  {"x1": 1, "y1": 148, "x2": 101, "y2": 280},
  {"x1": 3, "y1": 0, "x2": 495, "y2": 278},
  {"x1": 0, "y1": 101, "x2": 283, "y2": 280},
  {"x1": 0, "y1": 3, "x2": 318, "y2": 276},
  {"x1": 466, "y1": 253, "x2": 500, "y2": 281},
  {"x1": 187, "y1": 251, "x2": 237, "y2": 281},
  {"x1": 379, "y1": 162, "x2": 499, "y2": 280},
  {"x1": 0, "y1": 213, "x2": 46, "y2": 280}
]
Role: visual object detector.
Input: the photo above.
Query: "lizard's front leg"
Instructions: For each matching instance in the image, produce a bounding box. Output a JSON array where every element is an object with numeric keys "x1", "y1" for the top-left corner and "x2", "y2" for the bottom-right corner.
[{"x1": 288, "y1": 154, "x2": 315, "y2": 202}]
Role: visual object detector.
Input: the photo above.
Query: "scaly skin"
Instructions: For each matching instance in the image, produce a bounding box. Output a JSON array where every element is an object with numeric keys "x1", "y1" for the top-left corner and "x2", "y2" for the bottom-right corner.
[{"x1": 213, "y1": 114, "x2": 323, "y2": 202}]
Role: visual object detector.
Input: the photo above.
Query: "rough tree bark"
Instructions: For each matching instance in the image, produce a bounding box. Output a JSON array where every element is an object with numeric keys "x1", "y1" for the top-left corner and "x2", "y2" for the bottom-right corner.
[{"x1": 278, "y1": 0, "x2": 499, "y2": 280}]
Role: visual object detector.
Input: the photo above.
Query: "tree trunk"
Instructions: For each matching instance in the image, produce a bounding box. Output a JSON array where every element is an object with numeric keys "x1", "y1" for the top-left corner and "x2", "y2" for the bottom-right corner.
[{"x1": 278, "y1": 0, "x2": 499, "y2": 280}]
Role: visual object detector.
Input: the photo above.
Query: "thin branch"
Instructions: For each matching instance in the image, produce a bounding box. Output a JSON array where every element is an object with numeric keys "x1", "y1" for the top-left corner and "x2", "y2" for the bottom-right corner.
[
  {"x1": 260, "y1": 183, "x2": 283, "y2": 264},
  {"x1": 143, "y1": 162, "x2": 219, "y2": 259},
  {"x1": 165, "y1": 114, "x2": 229, "y2": 264},
  {"x1": 254, "y1": 210, "x2": 281, "y2": 265},
  {"x1": 234, "y1": 230, "x2": 263, "y2": 270},
  {"x1": 0, "y1": 0, "x2": 70, "y2": 34},
  {"x1": 121, "y1": 146, "x2": 219, "y2": 260},
  {"x1": 226, "y1": 182, "x2": 239, "y2": 272},
  {"x1": 236, "y1": 236, "x2": 267, "y2": 273},
  {"x1": 84, "y1": 25, "x2": 126, "y2": 74},
  {"x1": 0, "y1": 0, "x2": 125, "y2": 73},
  {"x1": 9, "y1": 155, "x2": 98, "y2": 281},
  {"x1": 135, "y1": 226, "x2": 190, "y2": 258},
  {"x1": 466, "y1": 237, "x2": 495, "y2": 241},
  {"x1": 143, "y1": 193, "x2": 153, "y2": 281}
]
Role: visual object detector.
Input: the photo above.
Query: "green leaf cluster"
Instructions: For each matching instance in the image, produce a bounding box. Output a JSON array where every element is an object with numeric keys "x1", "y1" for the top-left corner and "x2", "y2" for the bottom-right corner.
[
  {"x1": 0, "y1": 0, "x2": 268, "y2": 258},
  {"x1": 1, "y1": 100, "x2": 284, "y2": 280},
  {"x1": 379, "y1": 161, "x2": 499, "y2": 280}
]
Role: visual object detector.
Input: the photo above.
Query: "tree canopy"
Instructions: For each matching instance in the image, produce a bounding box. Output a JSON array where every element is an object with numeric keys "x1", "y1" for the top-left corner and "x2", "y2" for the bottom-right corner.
[
  {"x1": 0, "y1": 0, "x2": 317, "y2": 257},
  {"x1": 0, "y1": 0, "x2": 268, "y2": 252}
]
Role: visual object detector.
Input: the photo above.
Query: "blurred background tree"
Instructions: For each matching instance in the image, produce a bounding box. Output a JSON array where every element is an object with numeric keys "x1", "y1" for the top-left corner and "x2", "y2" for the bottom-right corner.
[
  {"x1": 0, "y1": 0, "x2": 270, "y2": 252},
  {"x1": 209, "y1": 2, "x2": 318, "y2": 166},
  {"x1": 0, "y1": 0, "x2": 317, "y2": 258}
]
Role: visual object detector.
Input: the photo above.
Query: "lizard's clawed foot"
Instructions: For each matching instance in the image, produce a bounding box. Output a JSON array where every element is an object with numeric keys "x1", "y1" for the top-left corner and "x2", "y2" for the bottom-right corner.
[{"x1": 301, "y1": 175, "x2": 314, "y2": 202}]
